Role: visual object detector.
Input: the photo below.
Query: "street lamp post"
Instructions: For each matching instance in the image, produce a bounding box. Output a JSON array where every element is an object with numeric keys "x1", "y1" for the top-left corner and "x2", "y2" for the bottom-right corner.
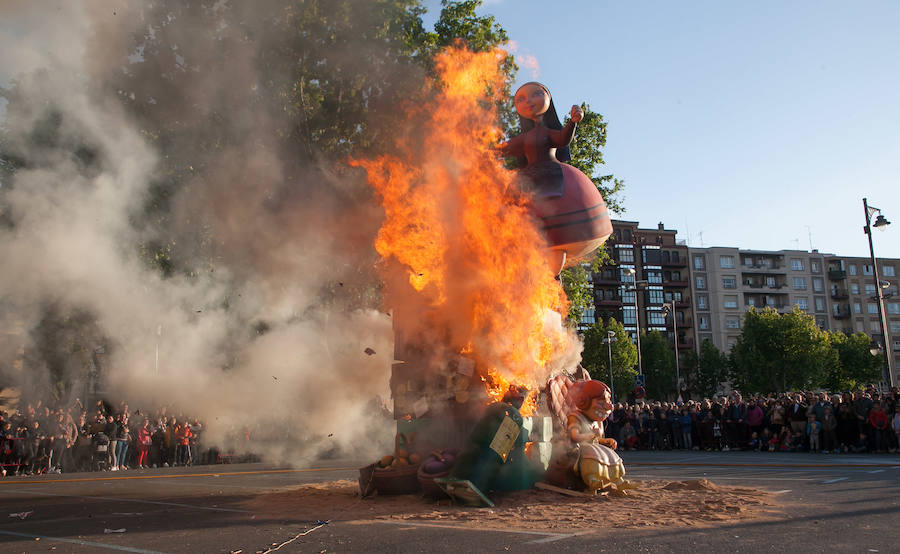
[
  {"x1": 863, "y1": 198, "x2": 893, "y2": 388},
  {"x1": 603, "y1": 331, "x2": 617, "y2": 401},
  {"x1": 664, "y1": 301, "x2": 680, "y2": 399}
]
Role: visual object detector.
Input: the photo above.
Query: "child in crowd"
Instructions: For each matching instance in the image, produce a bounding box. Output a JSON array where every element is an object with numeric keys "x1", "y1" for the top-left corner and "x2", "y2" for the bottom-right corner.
[{"x1": 806, "y1": 414, "x2": 821, "y2": 453}]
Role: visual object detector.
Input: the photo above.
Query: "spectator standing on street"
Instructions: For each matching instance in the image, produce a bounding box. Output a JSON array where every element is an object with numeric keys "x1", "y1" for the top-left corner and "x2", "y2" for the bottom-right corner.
[
  {"x1": 137, "y1": 420, "x2": 152, "y2": 468},
  {"x1": 821, "y1": 406, "x2": 838, "y2": 453},
  {"x1": 868, "y1": 402, "x2": 889, "y2": 453}
]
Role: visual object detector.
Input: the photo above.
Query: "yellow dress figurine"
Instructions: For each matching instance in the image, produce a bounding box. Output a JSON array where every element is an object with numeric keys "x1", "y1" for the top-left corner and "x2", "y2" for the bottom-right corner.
[{"x1": 565, "y1": 380, "x2": 631, "y2": 493}]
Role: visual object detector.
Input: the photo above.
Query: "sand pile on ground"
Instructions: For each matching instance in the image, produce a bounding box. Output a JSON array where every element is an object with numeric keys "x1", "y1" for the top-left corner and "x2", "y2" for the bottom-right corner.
[{"x1": 242, "y1": 478, "x2": 776, "y2": 531}]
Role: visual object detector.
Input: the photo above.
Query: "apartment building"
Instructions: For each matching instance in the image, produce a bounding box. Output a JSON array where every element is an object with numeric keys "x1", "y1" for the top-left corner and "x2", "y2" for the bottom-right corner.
[
  {"x1": 688, "y1": 248, "x2": 832, "y2": 352},
  {"x1": 825, "y1": 255, "x2": 899, "y2": 384},
  {"x1": 584, "y1": 221, "x2": 695, "y2": 359}
]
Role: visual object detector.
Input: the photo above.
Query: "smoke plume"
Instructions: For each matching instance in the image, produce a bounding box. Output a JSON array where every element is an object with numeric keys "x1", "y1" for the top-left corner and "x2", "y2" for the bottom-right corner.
[{"x1": 0, "y1": 1, "x2": 403, "y2": 463}]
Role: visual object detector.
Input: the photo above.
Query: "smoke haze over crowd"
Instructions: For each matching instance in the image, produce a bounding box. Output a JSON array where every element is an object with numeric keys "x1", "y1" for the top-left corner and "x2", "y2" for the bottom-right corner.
[{"x1": 0, "y1": 1, "x2": 405, "y2": 462}]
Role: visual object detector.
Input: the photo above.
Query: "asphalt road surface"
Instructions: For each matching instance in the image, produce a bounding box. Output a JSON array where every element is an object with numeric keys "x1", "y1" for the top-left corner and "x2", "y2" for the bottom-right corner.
[{"x1": 1, "y1": 451, "x2": 899, "y2": 553}]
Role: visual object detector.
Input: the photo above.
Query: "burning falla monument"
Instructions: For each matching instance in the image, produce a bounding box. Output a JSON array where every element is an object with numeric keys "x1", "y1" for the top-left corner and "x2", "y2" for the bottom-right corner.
[{"x1": 353, "y1": 47, "x2": 613, "y2": 494}]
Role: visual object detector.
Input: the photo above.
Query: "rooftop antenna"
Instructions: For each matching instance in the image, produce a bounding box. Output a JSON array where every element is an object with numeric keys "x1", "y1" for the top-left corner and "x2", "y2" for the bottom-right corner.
[
  {"x1": 805, "y1": 225, "x2": 814, "y2": 251},
  {"x1": 698, "y1": 231, "x2": 704, "y2": 247}
]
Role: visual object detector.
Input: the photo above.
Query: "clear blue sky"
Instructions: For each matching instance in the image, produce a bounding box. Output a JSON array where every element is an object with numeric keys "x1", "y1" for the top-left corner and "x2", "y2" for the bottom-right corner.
[{"x1": 424, "y1": 0, "x2": 900, "y2": 258}]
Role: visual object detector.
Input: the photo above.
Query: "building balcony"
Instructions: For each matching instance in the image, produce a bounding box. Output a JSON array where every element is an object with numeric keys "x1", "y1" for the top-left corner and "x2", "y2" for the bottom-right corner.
[
  {"x1": 674, "y1": 318, "x2": 693, "y2": 328},
  {"x1": 593, "y1": 277, "x2": 620, "y2": 286},
  {"x1": 833, "y1": 307, "x2": 851, "y2": 319},
  {"x1": 662, "y1": 258, "x2": 688, "y2": 268},
  {"x1": 597, "y1": 299, "x2": 623, "y2": 308},
  {"x1": 675, "y1": 300, "x2": 691, "y2": 309},
  {"x1": 830, "y1": 289, "x2": 849, "y2": 300},
  {"x1": 828, "y1": 270, "x2": 847, "y2": 281},
  {"x1": 678, "y1": 338, "x2": 695, "y2": 349},
  {"x1": 741, "y1": 264, "x2": 785, "y2": 273},
  {"x1": 664, "y1": 280, "x2": 690, "y2": 288}
]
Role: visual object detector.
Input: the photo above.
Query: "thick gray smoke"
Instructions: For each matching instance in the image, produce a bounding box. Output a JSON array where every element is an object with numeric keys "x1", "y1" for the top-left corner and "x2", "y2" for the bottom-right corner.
[{"x1": 0, "y1": 1, "x2": 400, "y2": 463}]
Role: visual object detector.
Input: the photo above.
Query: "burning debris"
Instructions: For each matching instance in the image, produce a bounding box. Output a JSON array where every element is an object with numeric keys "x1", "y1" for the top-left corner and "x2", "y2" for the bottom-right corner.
[{"x1": 352, "y1": 46, "x2": 619, "y2": 504}]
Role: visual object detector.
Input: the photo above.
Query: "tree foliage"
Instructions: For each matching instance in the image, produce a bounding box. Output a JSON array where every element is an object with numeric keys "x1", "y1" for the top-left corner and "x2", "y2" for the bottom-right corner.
[
  {"x1": 823, "y1": 331, "x2": 882, "y2": 392},
  {"x1": 580, "y1": 317, "x2": 637, "y2": 402},
  {"x1": 729, "y1": 307, "x2": 835, "y2": 394},
  {"x1": 640, "y1": 329, "x2": 677, "y2": 401},
  {"x1": 694, "y1": 338, "x2": 730, "y2": 398}
]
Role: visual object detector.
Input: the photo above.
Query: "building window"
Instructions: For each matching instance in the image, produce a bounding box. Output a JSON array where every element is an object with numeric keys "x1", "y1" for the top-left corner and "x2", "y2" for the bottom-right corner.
[
  {"x1": 890, "y1": 321, "x2": 900, "y2": 333},
  {"x1": 865, "y1": 284, "x2": 876, "y2": 296},
  {"x1": 795, "y1": 298, "x2": 808, "y2": 311},
  {"x1": 766, "y1": 276, "x2": 776, "y2": 288},
  {"x1": 648, "y1": 289, "x2": 664, "y2": 304},
  {"x1": 671, "y1": 270, "x2": 681, "y2": 281},
  {"x1": 699, "y1": 316, "x2": 709, "y2": 330},
  {"x1": 792, "y1": 277, "x2": 807, "y2": 290},
  {"x1": 851, "y1": 283, "x2": 860, "y2": 294},
  {"x1": 849, "y1": 265, "x2": 857, "y2": 275},
  {"x1": 693, "y1": 255, "x2": 705, "y2": 270},
  {"x1": 888, "y1": 303, "x2": 900, "y2": 315},
  {"x1": 811, "y1": 260, "x2": 821, "y2": 272},
  {"x1": 696, "y1": 276, "x2": 706, "y2": 290},
  {"x1": 622, "y1": 306, "x2": 636, "y2": 326},
  {"x1": 867, "y1": 303, "x2": 878, "y2": 314},
  {"x1": 791, "y1": 258, "x2": 804, "y2": 271},
  {"x1": 812, "y1": 278, "x2": 824, "y2": 292},
  {"x1": 815, "y1": 297, "x2": 825, "y2": 312},
  {"x1": 722, "y1": 276, "x2": 737, "y2": 289},
  {"x1": 616, "y1": 245, "x2": 635, "y2": 263},
  {"x1": 648, "y1": 311, "x2": 666, "y2": 326},
  {"x1": 871, "y1": 320, "x2": 881, "y2": 332},
  {"x1": 743, "y1": 257, "x2": 754, "y2": 267},
  {"x1": 854, "y1": 302, "x2": 862, "y2": 314},
  {"x1": 884, "y1": 266, "x2": 896, "y2": 277},
  {"x1": 724, "y1": 295, "x2": 738, "y2": 309},
  {"x1": 726, "y1": 317, "x2": 740, "y2": 329},
  {"x1": 747, "y1": 297, "x2": 756, "y2": 307},
  {"x1": 581, "y1": 307, "x2": 596, "y2": 326},
  {"x1": 697, "y1": 295, "x2": 708, "y2": 310},
  {"x1": 863, "y1": 265, "x2": 873, "y2": 276},
  {"x1": 621, "y1": 289, "x2": 635, "y2": 303},
  {"x1": 647, "y1": 270, "x2": 663, "y2": 284},
  {"x1": 894, "y1": 340, "x2": 900, "y2": 352},
  {"x1": 642, "y1": 246, "x2": 661, "y2": 264},
  {"x1": 619, "y1": 267, "x2": 636, "y2": 283},
  {"x1": 720, "y1": 255, "x2": 735, "y2": 269}
]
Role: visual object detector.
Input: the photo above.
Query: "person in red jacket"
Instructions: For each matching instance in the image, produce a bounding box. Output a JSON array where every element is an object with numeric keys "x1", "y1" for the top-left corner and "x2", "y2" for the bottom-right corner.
[
  {"x1": 136, "y1": 420, "x2": 152, "y2": 469},
  {"x1": 868, "y1": 402, "x2": 889, "y2": 453},
  {"x1": 174, "y1": 421, "x2": 193, "y2": 467}
]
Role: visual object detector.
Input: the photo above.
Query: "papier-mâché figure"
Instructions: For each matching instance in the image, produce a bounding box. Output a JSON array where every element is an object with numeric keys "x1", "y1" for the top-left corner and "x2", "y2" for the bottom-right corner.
[{"x1": 500, "y1": 82, "x2": 613, "y2": 275}]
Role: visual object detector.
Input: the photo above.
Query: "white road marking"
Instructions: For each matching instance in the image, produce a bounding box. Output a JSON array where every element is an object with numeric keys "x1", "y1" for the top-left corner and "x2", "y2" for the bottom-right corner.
[
  {"x1": 821, "y1": 477, "x2": 848, "y2": 484},
  {"x1": 2, "y1": 488, "x2": 252, "y2": 513},
  {"x1": 368, "y1": 519, "x2": 576, "y2": 544},
  {"x1": 0, "y1": 529, "x2": 163, "y2": 553}
]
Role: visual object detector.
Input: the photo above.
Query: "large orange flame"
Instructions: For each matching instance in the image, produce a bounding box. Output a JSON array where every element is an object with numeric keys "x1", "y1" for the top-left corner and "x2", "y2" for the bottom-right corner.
[{"x1": 352, "y1": 46, "x2": 575, "y2": 414}]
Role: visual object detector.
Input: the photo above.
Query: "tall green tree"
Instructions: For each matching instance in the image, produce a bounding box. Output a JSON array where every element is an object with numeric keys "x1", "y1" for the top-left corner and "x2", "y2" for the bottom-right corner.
[
  {"x1": 824, "y1": 331, "x2": 882, "y2": 391},
  {"x1": 581, "y1": 317, "x2": 637, "y2": 402},
  {"x1": 729, "y1": 307, "x2": 834, "y2": 394},
  {"x1": 694, "y1": 338, "x2": 730, "y2": 398},
  {"x1": 640, "y1": 329, "x2": 677, "y2": 401}
]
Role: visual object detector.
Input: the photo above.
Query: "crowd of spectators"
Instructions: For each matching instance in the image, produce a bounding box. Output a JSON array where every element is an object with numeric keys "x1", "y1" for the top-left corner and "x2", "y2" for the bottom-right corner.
[
  {"x1": 0, "y1": 398, "x2": 253, "y2": 477},
  {"x1": 605, "y1": 386, "x2": 900, "y2": 455}
]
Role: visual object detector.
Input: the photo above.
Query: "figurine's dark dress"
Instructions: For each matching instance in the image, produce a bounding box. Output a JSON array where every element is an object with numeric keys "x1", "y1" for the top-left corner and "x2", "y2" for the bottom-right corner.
[{"x1": 503, "y1": 122, "x2": 612, "y2": 258}]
